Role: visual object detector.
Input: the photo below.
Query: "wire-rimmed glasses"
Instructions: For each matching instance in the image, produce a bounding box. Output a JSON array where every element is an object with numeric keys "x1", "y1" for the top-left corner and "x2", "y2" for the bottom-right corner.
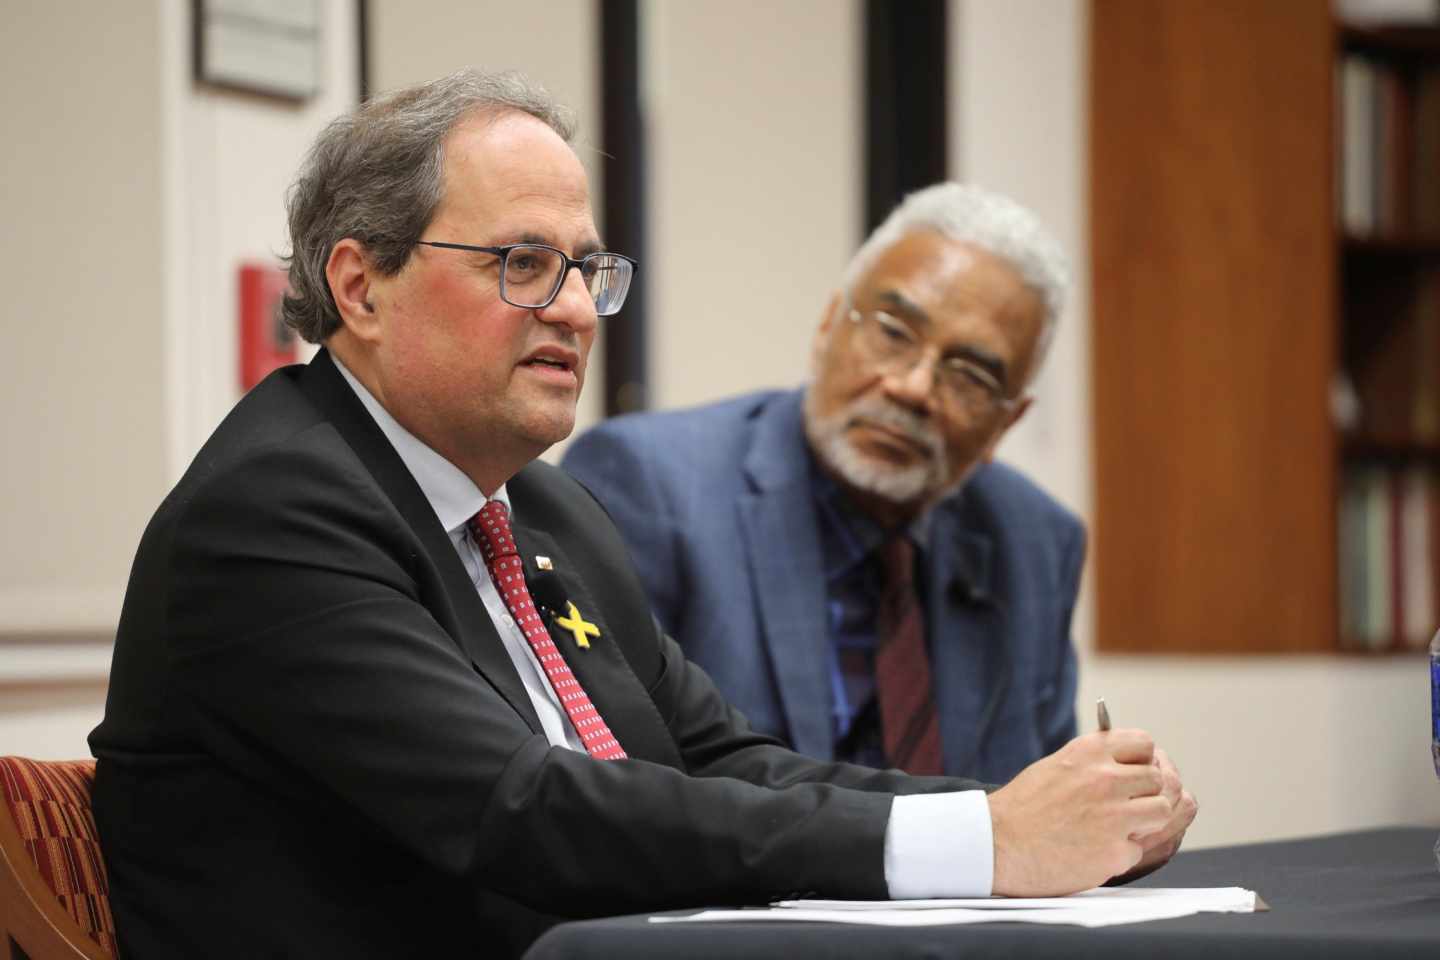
[
  {"x1": 415, "y1": 240, "x2": 637, "y2": 317},
  {"x1": 845, "y1": 305, "x2": 1019, "y2": 418}
]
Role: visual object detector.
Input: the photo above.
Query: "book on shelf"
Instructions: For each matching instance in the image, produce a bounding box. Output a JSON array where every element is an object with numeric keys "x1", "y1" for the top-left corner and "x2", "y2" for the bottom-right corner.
[
  {"x1": 1338, "y1": 463, "x2": 1439, "y2": 649},
  {"x1": 1337, "y1": 51, "x2": 1440, "y2": 237}
]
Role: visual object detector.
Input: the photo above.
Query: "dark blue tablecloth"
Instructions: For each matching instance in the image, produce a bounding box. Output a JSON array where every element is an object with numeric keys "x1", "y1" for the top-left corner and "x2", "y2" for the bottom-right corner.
[{"x1": 523, "y1": 826, "x2": 1440, "y2": 959}]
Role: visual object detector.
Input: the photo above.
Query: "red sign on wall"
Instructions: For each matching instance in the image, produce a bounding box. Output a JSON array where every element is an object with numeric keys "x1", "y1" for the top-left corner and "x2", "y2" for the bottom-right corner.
[{"x1": 238, "y1": 262, "x2": 298, "y2": 391}]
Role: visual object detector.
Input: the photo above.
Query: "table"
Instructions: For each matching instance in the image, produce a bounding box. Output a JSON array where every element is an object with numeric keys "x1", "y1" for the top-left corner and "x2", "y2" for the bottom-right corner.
[{"x1": 523, "y1": 826, "x2": 1440, "y2": 959}]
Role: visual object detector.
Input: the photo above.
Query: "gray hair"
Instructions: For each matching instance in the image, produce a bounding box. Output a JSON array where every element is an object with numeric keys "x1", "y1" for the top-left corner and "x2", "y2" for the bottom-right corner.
[
  {"x1": 281, "y1": 68, "x2": 576, "y2": 342},
  {"x1": 842, "y1": 183, "x2": 1070, "y2": 370}
]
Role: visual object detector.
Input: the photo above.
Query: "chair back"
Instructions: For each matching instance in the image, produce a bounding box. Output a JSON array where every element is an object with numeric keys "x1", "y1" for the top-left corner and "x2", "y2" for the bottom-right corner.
[{"x1": 0, "y1": 757, "x2": 117, "y2": 959}]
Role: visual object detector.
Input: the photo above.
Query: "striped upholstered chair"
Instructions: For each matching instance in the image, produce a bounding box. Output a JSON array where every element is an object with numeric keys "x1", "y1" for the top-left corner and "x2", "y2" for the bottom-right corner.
[{"x1": 0, "y1": 757, "x2": 117, "y2": 959}]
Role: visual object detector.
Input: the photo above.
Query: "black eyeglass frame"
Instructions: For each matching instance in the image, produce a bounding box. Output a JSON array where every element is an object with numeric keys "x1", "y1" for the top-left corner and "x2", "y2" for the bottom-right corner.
[{"x1": 414, "y1": 240, "x2": 638, "y2": 316}]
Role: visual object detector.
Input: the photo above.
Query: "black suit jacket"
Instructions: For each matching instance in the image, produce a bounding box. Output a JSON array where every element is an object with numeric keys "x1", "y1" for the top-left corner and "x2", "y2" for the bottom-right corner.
[{"x1": 90, "y1": 350, "x2": 986, "y2": 959}]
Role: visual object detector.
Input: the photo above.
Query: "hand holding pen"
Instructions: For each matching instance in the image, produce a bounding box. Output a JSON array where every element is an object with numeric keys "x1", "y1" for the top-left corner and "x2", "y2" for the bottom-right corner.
[
  {"x1": 1094, "y1": 696, "x2": 1198, "y2": 887},
  {"x1": 985, "y1": 695, "x2": 1197, "y2": 896}
]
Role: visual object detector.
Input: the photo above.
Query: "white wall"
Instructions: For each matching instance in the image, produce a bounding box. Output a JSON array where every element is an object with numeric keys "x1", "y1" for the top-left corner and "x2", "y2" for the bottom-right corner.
[
  {"x1": 953, "y1": 0, "x2": 1439, "y2": 848},
  {"x1": 1, "y1": 2, "x2": 167, "y2": 640},
  {"x1": 1, "y1": 1, "x2": 167, "y2": 758},
  {"x1": 1, "y1": 0, "x2": 358, "y2": 759},
  {"x1": 643, "y1": 0, "x2": 862, "y2": 410},
  {"x1": 165, "y1": 0, "x2": 360, "y2": 470}
]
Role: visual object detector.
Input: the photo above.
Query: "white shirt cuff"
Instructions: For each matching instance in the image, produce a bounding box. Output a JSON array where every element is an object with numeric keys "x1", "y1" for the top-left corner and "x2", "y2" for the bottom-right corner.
[{"x1": 883, "y1": 790, "x2": 993, "y2": 899}]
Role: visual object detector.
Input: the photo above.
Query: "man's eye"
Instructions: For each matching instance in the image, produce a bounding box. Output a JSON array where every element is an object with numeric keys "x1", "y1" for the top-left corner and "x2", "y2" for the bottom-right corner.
[
  {"x1": 945, "y1": 362, "x2": 998, "y2": 392},
  {"x1": 874, "y1": 314, "x2": 913, "y2": 342}
]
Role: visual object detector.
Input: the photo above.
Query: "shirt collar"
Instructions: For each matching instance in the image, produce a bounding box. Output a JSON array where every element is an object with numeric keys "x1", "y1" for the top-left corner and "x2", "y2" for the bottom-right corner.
[
  {"x1": 812, "y1": 465, "x2": 886, "y2": 576},
  {"x1": 332, "y1": 355, "x2": 509, "y2": 533},
  {"x1": 808, "y1": 450, "x2": 939, "y2": 565}
]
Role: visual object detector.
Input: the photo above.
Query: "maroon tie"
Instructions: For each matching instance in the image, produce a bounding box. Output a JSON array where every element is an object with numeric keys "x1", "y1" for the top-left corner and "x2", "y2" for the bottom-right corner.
[
  {"x1": 874, "y1": 537, "x2": 944, "y2": 775},
  {"x1": 468, "y1": 500, "x2": 627, "y2": 760}
]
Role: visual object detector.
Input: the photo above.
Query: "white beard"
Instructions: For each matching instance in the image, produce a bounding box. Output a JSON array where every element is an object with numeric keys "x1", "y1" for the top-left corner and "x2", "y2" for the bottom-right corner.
[{"x1": 803, "y1": 393, "x2": 951, "y2": 503}]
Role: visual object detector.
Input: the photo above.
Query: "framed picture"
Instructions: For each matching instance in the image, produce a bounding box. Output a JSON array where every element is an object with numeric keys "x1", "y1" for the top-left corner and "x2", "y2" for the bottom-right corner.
[{"x1": 194, "y1": 0, "x2": 322, "y2": 101}]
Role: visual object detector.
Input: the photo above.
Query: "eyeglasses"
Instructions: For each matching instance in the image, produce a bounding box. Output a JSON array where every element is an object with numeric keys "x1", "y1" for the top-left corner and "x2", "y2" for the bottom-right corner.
[
  {"x1": 415, "y1": 240, "x2": 637, "y2": 316},
  {"x1": 846, "y1": 306, "x2": 1019, "y2": 417}
]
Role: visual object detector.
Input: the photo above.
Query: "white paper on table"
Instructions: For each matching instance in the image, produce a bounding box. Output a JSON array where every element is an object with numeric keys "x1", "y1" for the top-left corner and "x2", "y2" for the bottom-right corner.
[{"x1": 649, "y1": 887, "x2": 1263, "y2": 929}]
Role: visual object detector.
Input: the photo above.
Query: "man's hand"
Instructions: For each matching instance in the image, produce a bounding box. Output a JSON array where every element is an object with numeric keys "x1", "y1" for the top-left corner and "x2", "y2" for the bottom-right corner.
[
  {"x1": 1105, "y1": 746, "x2": 1198, "y2": 885},
  {"x1": 987, "y1": 729, "x2": 1190, "y2": 897}
]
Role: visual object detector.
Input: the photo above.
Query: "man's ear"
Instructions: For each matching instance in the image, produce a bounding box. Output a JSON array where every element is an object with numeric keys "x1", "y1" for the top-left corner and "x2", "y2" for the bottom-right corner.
[
  {"x1": 978, "y1": 395, "x2": 1033, "y2": 463},
  {"x1": 326, "y1": 238, "x2": 381, "y2": 342}
]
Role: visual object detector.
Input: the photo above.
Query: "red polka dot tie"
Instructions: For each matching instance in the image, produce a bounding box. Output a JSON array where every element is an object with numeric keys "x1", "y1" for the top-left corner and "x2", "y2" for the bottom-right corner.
[{"x1": 469, "y1": 500, "x2": 627, "y2": 760}]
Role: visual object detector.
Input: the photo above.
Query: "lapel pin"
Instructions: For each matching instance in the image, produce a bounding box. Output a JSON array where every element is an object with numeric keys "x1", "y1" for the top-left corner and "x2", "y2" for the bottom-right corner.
[
  {"x1": 535, "y1": 555, "x2": 554, "y2": 571},
  {"x1": 554, "y1": 601, "x2": 600, "y2": 649}
]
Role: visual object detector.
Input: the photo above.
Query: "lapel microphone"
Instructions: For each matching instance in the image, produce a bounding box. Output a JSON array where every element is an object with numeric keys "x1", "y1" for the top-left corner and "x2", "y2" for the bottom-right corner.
[
  {"x1": 949, "y1": 576, "x2": 987, "y2": 605},
  {"x1": 528, "y1": 568, "x2": 568, "y2": 615}
]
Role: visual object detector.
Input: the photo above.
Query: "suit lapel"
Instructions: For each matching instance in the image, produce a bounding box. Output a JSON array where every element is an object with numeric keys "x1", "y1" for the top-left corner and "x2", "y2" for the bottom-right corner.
[
  {"x1": 738, "y1": 392, "x2": 834, "y2": 760},
  {"x1": 508, "y1": 522, "x2": 684, "y2": 767},
  {"x1": 924, "y1": 501, "x2": 1006, "y2": 778},
  {"x1": 299, "y1": 349, "x2": 542, "y2": 734}
]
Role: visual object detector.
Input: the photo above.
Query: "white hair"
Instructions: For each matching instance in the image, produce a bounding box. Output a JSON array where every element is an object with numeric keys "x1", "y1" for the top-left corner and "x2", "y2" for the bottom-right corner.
[{"x1": 841, "y1": 183, "x2": 1071, "y2": 366}]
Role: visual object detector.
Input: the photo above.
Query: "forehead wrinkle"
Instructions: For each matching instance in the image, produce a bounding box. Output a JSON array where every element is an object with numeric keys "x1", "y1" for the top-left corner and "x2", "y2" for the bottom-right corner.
[
  {"x1": 440, "y1": 179, "x2": 599, "y2": 255},
  {"x1": 436, "y1": 112, "x2": 596, "y2": 250},
  {"x1": 874, "y1": 278, "x2": 1016, "y2": 358}
]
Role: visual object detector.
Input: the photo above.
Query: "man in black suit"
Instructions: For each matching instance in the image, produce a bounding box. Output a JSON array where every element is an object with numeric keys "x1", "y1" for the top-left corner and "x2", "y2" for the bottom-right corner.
[{"x1": 89, "y1": 69, "x2": 1195, "y2": 958}]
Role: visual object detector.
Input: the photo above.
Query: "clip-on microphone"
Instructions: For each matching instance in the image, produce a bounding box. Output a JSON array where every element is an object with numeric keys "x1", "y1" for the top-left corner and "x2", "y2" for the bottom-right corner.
[{"x1": 529, "y1": 568, "x2": 568, "y2": 616}]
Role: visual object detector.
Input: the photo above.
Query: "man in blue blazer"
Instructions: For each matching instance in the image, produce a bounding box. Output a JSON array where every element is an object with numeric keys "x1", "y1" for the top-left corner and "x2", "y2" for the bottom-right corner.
[{"x1": 564, "y1": 184, "x2": 1081, "y2": 784}]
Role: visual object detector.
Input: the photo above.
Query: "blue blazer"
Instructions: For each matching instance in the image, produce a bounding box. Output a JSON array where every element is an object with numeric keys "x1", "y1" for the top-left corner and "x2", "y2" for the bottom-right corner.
[{"x1": 562, "y1": 389, "x2": 1083, "y2": 783}]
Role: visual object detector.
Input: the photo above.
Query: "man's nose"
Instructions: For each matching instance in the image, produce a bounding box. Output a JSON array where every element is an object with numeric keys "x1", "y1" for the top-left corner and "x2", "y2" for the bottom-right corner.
[
  {"x1": 535, "y1": 267, "x2": 598, "y2": 333},
  {"x1": 882, "y1": 350, "x2": 939, "y2": 413}
]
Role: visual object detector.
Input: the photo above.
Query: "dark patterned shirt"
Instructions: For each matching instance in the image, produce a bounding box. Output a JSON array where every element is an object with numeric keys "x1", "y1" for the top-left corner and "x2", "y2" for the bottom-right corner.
[{"x1": 810, "y1": 463, "x2": 932, "y2": 768}]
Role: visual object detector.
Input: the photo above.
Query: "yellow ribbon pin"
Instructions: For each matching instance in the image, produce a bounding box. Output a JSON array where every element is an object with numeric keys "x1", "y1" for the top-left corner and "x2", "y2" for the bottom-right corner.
[{"x1": 554, "y1": 601, "x2": 600, "y2": 649}]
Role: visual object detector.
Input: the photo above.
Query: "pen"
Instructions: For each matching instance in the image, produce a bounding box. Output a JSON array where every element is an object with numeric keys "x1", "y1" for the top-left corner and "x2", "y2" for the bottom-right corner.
[{"x1": 1097, "y1": 697, "x2": 1111, "y2": 732}]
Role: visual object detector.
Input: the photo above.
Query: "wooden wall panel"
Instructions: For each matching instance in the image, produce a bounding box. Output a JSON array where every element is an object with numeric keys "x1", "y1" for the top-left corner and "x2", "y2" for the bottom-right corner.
[{"x1": 1090, "y1": 0, "x2": 1338, "y2": 652}]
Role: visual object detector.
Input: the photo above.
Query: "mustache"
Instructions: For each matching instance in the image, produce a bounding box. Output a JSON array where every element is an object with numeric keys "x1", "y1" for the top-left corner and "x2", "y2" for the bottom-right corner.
[
  {"x1": 843, "y1": 398, "x2": 944, "y2": 460},
  {"x1": 524, "y1": 332, "x2": 583, "y2": 359}
]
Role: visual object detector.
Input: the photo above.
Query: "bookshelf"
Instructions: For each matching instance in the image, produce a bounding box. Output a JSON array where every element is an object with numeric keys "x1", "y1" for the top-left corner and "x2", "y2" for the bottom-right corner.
[
  {"x1": 1336, "y1": 21, "x2": 1440, "y2": 652},
  {"x1": 1090, "y1": 0, "x2": 1439, "y2": 654},
  {"x1": 1343, "y1": 23, "x2": 1440, "y2": 61}
]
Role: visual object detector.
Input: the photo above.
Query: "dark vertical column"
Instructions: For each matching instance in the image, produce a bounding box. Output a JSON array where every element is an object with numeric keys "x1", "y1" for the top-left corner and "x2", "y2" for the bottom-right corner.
[
  {"x1": 599, "y1": 0, "x2": 649, "y2": 415},
  {"x1": 864, "y1": 0, "x2": 949, "y2": 234}
]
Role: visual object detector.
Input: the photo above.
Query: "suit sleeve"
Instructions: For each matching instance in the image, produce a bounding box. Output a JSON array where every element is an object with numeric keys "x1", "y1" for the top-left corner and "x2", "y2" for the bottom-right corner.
[
  {"x1": 560, "y1": 425, "x2": 684, "y2": 632},
  {"x1": 646, "y1": 619, "x2": 989, "y2": 795},
  {"x1": 1041, "y1": 517, "x2": 1084, "y2": 754},
  {"x1": 163, "y1": 432, "x2": 951, "y2": 917}
]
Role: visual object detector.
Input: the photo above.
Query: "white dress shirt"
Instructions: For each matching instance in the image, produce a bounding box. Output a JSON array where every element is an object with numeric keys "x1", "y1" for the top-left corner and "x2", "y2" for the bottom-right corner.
[
  {"x1": 334, "y1": 358, "x2": 586, "y2": 752},
  {"x1": 333, "y1": 356, "x2": 992, "y2": 897}
]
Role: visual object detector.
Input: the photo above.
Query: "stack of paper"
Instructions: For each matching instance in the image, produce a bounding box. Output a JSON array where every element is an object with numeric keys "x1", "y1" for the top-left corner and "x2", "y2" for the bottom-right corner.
[{"x1": 651, "y1": 887, "x2": 1264, "y2": 928}]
